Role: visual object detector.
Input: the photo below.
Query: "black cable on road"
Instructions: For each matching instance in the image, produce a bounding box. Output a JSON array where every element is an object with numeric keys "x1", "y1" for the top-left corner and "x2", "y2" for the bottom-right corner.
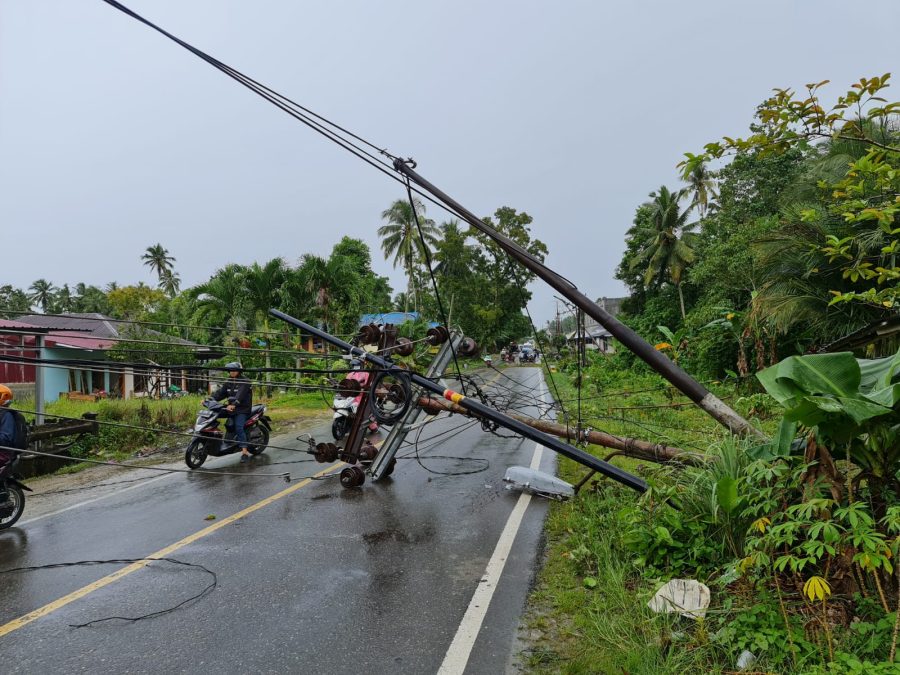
[{"x1": 0, "y1": 557, "x2": 217, "y2": 627}]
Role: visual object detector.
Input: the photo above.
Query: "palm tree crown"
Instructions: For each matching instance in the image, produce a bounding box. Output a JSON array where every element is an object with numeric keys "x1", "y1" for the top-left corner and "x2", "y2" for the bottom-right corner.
[
  {"x1": 142, "y1": 244, "x2": 176, "y2": 279},
  {"x1": 630, "y1": 186, "x2": 699, "y2": 318},
  {"x1": 683, "y1": 162, "x2": 718, "y2": 217},
  {"x1": 29, "y1": 279, "x2": 56, "y2": 312},
  {"x1": 378, "y1": 198, "x2": 440, "y2": 313}
]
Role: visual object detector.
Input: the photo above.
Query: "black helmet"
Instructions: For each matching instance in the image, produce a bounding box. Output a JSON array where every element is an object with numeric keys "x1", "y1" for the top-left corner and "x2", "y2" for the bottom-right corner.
[{"x1": 224, "y1": 361, "x2": 243, "y2": 372}]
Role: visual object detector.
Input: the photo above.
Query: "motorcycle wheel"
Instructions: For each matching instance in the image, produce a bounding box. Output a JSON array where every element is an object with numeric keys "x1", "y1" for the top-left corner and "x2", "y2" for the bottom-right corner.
[
  {"x1": 185, "y1": 439, "x2": 208, "y2": 469},
  {"x1": 248, "y1": 426, "x2": 269, "y2": 455},
  {"x1": 0, "y1": 485, "x2": 25, "y2": 530},
  {"x1": 332, "y1": 416, "x2": 350, "y2": 441}
]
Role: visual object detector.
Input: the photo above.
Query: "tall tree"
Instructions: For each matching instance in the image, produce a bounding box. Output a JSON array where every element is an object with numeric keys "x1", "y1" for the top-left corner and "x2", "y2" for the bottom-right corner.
[
  {"x1": 630, "y1": 186, "x2": 698, "y2": 319},
  {"x1": 29, "y1": 279, "x2": 56, "y2": 312},
  {"x1": 467, "y1": 207, "x2": 548, "y2": 349},
  {"x1": 682, "y1": 161, "x2": 718, "y2": 217},
  {"x1": 106, "y1": 283, "x2": 168, "y2": 320},
  {"x1": 291, "y1": 253, "x2": 361, "y2": 334},
  {"x1": 0, "y1": 285, "x2": 31, "y2": 313},
  {"x1": 159, "y1": 270, "x2": 181, "y2": 297},
  {"x1": 378, "y1": 197, "x2": 440, "y2": 314},
  {"x1": 53, "y1": 284, "x2": 74, "y2": 313},
  {"x1": 189, "y1": 264, "x2": 247, "y2": 340},
  {"x1": 72, "y1": 284, "x2": 111, "y2": 314},
  {"x1": 141, "y1": 244, "x2": 176, "y2": 281},
  {"x1": 242, "y1": 258, "x2": 286, "y2": 392}
]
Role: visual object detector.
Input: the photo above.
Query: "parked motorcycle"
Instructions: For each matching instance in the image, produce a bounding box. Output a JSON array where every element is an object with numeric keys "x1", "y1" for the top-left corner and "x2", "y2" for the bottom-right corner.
[
  {"x1": 332, "y1": 380, "x2": 379, "y2": 441},
  {"x1": 184, "y1": 400, "x2": 272, "y2": 469},
  {"x1": 0, "y1": 456, "x2": 31, "y2": 529}
]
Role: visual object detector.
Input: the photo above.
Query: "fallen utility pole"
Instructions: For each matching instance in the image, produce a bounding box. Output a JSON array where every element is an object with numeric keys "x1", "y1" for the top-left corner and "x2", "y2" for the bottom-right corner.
[
  {"x1": 393, "y1": 160, "x2": 764, "y2": 439},
  {"x1": 269, "y1": 309, "x2": 649, "y2": 493},
  {"x1": 416, "y1": 397, "x2": 708, "y2": 467}
]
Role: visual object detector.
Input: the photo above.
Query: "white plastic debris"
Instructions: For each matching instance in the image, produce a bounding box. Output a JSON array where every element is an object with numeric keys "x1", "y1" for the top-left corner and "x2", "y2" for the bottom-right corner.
[
  {"x1": 647, "y1": 579, "x2": 711, "y2": 619},
  {"x1": 502, "y1": 466, "x2": 575, "y2": 501},
  {"x1": 736, "y1": 650, "x2": 756, "y2": 671}
]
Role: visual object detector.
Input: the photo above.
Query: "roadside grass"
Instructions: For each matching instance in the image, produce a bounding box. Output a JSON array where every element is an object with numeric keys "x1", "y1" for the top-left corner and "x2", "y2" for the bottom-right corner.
[
  {"x1": 25, "y1": 391, "x2": 327, "y2": 475},
  {"x1": 522, "y1": 363, "x2": 778, "y2": 673}
]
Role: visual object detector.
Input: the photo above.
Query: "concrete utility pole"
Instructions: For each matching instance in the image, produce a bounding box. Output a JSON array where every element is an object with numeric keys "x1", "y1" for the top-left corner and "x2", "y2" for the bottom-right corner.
[{"x1": 394, "y1": 160, "x2": 764, "y2": 439}]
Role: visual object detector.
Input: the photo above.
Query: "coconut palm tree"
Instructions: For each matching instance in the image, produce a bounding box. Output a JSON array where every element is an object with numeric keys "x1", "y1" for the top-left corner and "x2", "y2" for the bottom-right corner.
[
  {"x1": 242, "y1": 259, "x2": 286, "y2": 393},
  {"x1": 141, "y1": 244, "x2": 176, "y2": 280},
  {"x1": 189, "y1": 264, "x2": 247, "y2": 341},
  {"x1": 29, "y1": 279, "x2": 56, "y2": 312},
  {"x1": 73, "y1": 284, "x2": 110, "y2": 314},
  {"x1": 53, "y1": 284, "x2": 73, "y2": 313},
  {"x1": 630, "y1": 186, "x2": 699, "y2": 319},
  {"x1": 378, "y1": 198, "x2": 440, "y2": 314},
  {"x1": 683, "y1": 162, "x2": 718, "y2": 217},
  {"x1": 158, "y1": 270, "x2": 181, "y2": 297}
]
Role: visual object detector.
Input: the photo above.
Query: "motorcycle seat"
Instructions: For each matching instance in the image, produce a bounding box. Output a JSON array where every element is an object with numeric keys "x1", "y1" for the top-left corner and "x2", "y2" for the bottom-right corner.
[{"x1": 250, "y1": 404, "x2": 266, "y2": 415}]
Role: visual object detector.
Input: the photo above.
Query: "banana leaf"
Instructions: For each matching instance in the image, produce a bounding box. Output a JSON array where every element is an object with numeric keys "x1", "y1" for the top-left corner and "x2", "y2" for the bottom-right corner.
[{"x1": 757, "y1": 351, "x2": 895, "y2": 442}]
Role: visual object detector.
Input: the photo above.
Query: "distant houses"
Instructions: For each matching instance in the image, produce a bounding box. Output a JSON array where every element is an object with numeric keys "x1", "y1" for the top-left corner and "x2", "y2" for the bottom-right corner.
[
  {"x1": 564, "y1": 297, "x2": 624, "y2": 354},
  {"x1": 0, "y1": 313, "x2": 214, "y2": 402}
]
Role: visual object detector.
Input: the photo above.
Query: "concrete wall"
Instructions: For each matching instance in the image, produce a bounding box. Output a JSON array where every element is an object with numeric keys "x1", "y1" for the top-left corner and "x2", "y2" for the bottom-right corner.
[{"x1": 40, "y1": 347, "x2": 112, "y2": 403}]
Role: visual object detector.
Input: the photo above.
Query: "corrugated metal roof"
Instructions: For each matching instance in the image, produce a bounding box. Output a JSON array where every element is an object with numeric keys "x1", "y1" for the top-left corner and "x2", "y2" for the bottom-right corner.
[
  {"x1": 0, "y1": 319, "x2": 50, "y2": 333},
  {"x1": 14, "y1": 313, "x2": 118, "y2": 337},
  {"x1": 45, "y1": 331, "x2": 116, "y2": 350},
  {"x1": 13, "y1": 313, "x2": 199, "y2": 347},
  {"x1": 359, "y1": 311, "x2": 421, "y2": 326}
]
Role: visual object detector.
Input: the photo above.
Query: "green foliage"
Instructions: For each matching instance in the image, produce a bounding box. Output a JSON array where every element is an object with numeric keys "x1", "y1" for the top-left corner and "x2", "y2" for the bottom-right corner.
[
  {"x1": 618, "y1": 74, "x2": 899, "y2": 379},
  {"x1": 758, "y1": 348, "x2": 900, "y2": 477},
  {"x1": 623, "y1": 436, "x2": 756, "y2": 578}
]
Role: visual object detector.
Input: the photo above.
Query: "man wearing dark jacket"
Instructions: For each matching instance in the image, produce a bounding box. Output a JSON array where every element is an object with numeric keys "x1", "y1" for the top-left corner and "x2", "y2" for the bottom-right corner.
[
  {"x1": 210, "y1": 362, "x2": 253, "y2": 462},
  {"x1": 0, "y1": 385, "x2": 18, "y2": 504}
]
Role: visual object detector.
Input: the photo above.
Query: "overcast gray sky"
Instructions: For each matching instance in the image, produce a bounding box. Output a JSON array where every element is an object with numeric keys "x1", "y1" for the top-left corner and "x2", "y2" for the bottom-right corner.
[{"x1": 2, "y1": 1, "x2": 898, "y2": 325}]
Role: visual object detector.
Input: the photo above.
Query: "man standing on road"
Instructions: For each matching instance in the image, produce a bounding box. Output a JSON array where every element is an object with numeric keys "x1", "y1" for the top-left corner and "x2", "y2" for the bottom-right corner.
[{"x1": 210, "y1": 362, "x2": 253, "y2": 463}]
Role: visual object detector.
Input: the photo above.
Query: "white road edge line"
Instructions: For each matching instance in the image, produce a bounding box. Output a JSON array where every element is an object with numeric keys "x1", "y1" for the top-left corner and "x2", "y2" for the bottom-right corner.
[
  {"x1": 437, "y1": 374, "x2": 547, "y2": 675},
  {"x1": 19, "y1": 471, "x2": 174, "y2": 525}
]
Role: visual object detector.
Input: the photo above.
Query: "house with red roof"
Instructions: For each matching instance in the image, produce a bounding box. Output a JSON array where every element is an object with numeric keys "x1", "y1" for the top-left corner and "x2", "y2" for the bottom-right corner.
[{"x1": 0, "y1": 313, "x2": 212, "y2": 402}]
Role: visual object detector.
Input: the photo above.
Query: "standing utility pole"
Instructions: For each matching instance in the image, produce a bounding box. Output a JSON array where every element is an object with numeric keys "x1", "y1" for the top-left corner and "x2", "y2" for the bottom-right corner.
[{"x1": 394, "y1": 159, "x2": 762, "y2": 438}]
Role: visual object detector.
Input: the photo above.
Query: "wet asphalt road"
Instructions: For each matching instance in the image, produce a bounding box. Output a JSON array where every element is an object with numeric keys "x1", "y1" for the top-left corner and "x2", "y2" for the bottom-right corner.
[{"x1": 0, "y1": 367, "x2": 555, "y2": 674}]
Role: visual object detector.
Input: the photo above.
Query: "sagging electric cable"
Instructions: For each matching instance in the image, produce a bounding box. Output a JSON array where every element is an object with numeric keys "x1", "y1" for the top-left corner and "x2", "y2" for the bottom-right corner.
[
  {"x1": 8, "y1": 406, "x2": 318, "y2": 457},
  {"x1": 98, "y1": 0, "x2": 583, "y2": 300},
  {"x1": 0, "y1": 557, "x2": 217, "y2": 627},
  {"x1": 509, "y1": 266, "x2": 571, "y2": 427},
  {"x1": 0, "y1": 307, "x2": 360, "y2": 341},
  {"x1": 0, "y1": 349, "x2": 408, "y2": 380},
  {"x1": 2, "y1": 444, "x2": 292, "y2": 481},
  {"x1": 402, "y1": 176, "x2": 467, "y2": 396}
]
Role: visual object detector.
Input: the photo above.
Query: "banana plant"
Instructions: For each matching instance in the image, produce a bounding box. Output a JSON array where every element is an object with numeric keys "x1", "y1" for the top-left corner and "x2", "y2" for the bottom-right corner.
[{"x1": 756, "y1": 348, "x2": 900, "y2": 481}]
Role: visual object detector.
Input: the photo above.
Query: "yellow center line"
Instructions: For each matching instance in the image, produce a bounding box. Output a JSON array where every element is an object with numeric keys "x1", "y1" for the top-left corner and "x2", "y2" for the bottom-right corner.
[{"x1": 0, "y1": 461, "x2": 343, "y2": 639}]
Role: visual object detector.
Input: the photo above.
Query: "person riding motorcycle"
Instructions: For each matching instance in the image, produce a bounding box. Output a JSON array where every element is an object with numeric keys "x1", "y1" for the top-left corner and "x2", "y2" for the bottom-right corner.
[
  {"x1": 0, "y1": 385, "x2": 18, "y2": 506},
  {"x1": 210, "y1": 362, "x2": 253, "y2": 462}
]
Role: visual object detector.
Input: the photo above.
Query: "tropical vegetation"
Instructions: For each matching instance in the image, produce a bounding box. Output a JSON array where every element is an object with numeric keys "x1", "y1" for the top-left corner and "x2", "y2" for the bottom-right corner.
[{"x1": 526, "y1": 73, "x2": 900, "y2": 674}]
